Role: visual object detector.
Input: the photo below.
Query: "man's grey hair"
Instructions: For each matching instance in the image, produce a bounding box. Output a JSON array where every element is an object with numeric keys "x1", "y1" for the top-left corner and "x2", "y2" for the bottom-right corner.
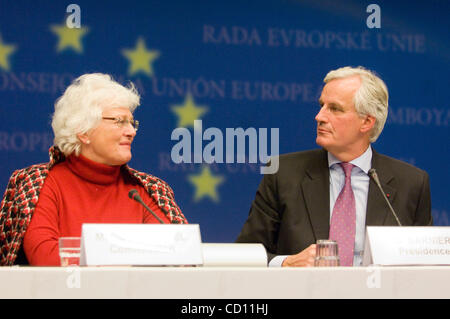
[{"x1": 324, "y1": 66, "x2": 389, "y2": 142}]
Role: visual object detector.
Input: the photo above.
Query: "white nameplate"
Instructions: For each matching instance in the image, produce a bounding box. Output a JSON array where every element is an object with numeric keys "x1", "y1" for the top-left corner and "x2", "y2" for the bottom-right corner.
[
  {"x1": 202, "y1": 243, "x2": 267, "y2": 267},
  {"x1": 362, "y1": 226, "x2": 450, "y2": 266},
  {"x1": 79, "y1": 224, "x2": 203, "y2": 266}
]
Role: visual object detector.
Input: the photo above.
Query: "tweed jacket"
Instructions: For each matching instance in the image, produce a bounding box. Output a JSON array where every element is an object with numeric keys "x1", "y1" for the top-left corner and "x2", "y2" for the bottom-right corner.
[{"x1": 0, "y1": 146, "x2": 187, "y2": 265}]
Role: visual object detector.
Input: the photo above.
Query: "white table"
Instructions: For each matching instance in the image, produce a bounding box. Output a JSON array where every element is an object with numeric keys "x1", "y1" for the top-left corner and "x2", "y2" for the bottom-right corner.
[{"x1": 1, "y1": 266, "x2": 449, "y2": 299}]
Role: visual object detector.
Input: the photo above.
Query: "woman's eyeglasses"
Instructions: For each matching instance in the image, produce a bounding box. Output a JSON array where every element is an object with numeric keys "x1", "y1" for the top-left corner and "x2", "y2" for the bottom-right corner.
[{"x1": 102, "y1": 117, "x2": 139, "y2": 131}]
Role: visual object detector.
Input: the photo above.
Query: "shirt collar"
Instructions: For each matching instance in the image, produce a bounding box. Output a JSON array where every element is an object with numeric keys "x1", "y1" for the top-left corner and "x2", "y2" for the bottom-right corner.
[{"x1": 327, "y1": 146, "x2": 372, "y2": 174}]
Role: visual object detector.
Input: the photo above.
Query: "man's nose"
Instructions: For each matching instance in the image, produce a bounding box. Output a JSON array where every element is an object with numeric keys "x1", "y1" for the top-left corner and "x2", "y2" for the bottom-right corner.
[{"x1": 315, "y1": 106, "x2": 327, "y2": 123}]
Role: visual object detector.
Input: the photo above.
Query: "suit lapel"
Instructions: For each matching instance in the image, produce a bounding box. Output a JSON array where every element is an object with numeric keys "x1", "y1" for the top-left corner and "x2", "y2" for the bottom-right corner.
[
  {"x1": 365, "y1": 150, "x2": 397, "y2": 226},
  {"x1": 301, "y1": 150, "x2": 330, "y2": 241}
]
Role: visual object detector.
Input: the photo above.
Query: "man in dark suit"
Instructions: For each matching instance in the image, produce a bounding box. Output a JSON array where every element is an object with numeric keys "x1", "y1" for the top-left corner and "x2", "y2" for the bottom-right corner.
[{"x1": 236, "y1": 66, "x2": 432, "y2": 267}]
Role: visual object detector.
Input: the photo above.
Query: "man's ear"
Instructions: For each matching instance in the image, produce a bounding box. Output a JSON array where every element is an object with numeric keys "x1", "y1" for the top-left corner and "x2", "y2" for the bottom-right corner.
[{"x1": 360, "y1": 115, "x2": 376, "y2": 134}]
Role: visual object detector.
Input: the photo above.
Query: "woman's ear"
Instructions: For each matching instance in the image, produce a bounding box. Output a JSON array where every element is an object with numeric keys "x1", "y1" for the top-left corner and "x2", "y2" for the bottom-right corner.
[{"x1": 77, "y1": 132, "x2": 90, "y2": 145}]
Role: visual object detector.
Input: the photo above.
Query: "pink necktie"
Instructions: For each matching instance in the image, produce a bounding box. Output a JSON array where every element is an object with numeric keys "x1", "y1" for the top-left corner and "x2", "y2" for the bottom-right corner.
[{"x1": 329, "y1": 162, "x2": 356, "y2": 266}]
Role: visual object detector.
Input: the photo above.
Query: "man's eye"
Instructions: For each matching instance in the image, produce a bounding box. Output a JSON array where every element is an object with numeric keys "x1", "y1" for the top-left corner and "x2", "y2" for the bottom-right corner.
[{"x1": 329, "y1": 105, "x2": 342, "y2": 112}]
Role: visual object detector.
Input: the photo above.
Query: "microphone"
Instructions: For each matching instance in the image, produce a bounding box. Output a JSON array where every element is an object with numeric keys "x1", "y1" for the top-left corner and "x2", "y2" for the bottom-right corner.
[
  {"x1": 368, "y1": 168, "x2": 402, "y2": 226},
  {"x1": 128, "y1": 189, "x2": 165, "y2": 224}
]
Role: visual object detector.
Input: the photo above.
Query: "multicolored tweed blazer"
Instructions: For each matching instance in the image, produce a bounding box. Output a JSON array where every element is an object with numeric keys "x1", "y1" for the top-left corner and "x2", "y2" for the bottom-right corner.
[{"x1": 0, "y1": 146, "x2": 187, "y2": 265}]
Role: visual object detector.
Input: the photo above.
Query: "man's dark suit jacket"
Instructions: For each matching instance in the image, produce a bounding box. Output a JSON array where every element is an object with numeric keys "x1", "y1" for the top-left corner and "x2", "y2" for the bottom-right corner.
[{"x1": 236, "y1": 148, "x2": 432, "y2": 262}]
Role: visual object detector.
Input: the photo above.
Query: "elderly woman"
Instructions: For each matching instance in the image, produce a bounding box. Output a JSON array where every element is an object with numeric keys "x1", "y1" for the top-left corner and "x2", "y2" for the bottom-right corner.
[{"x1": 0, "y1": 73, "x2": 187, "y2": 266}]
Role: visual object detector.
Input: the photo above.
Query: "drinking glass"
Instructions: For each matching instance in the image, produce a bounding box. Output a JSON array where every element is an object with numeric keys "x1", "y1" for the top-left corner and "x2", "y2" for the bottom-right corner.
[
  {"x1": 59, "y1": 237, "x2": 81, "y2": 266},
  {"x1": 314, "y1": 239, "x2": 340, "y2": 267}
]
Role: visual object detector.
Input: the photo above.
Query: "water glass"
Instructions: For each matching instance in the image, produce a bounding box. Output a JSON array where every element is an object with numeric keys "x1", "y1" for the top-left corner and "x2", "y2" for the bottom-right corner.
[
  {"x1": 59, "y1": 237, "x2": 81, "y2": 266},
  {"x1": 314, "y1": 239, "x2": 340, "y2": 267}
]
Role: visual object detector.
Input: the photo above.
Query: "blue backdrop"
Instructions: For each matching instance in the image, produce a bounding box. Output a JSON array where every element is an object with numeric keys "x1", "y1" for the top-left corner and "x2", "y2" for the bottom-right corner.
[{"x1": 1, "y1": 0, "x2": 449, "y2": 243}]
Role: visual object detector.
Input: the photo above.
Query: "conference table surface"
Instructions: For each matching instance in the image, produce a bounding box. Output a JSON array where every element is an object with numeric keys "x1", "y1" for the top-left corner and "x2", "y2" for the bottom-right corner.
[{"x1": 1, "y1": 265, "x2": 449, "y2": 299}]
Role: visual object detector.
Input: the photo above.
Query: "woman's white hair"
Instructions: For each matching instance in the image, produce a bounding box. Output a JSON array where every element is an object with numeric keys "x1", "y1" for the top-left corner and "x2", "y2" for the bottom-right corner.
[
  {"x1": 324, "y1": 66, "x2": 389, "y2": 142},
  {"x1": 52, "y1": 73, "x2": 140, "y2": 156}
]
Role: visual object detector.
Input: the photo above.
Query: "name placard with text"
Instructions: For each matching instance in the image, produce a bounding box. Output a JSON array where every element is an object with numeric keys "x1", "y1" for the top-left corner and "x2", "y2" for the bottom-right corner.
[
  {"x1": 363, "y1": 226, "x2": 450, "y2": 266},
  {"x1": 80, "y1": 223, "x2": 203, "y2": 266}
]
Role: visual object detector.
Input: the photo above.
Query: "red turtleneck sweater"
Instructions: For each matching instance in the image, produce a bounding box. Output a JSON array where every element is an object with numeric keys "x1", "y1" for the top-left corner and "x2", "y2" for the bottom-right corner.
[{"x1": 23, "y1": 154, "x2": 170, "y2": 266}]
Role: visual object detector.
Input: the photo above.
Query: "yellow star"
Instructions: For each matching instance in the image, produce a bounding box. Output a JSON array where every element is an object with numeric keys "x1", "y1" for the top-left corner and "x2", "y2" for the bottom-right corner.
[
  {"x1": 188, "y1": 166, "x2": 225, "y2": 202},
  {"x1": 50, "y1": 24, "x2": 89, "y2": 53},
  {"x1": 0, "y1": 35, "x2": 16, "y2": 71},
  {"x1": 122, "y1": 38, "x2": 160, "y2": 77},
  {"x1": 171, "y1": 94, "x2": 208, "y2": 128}
]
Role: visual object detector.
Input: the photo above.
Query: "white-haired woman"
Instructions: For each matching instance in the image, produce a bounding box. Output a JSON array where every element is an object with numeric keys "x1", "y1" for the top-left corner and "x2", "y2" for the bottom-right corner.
[{"x1": 0, "y1": 73, "x2": 187, "y2": 266}]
